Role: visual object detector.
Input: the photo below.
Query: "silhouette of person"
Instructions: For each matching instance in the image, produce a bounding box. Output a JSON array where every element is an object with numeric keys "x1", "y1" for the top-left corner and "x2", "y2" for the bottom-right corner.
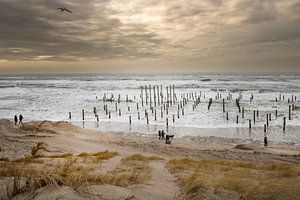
[
  {"x1": 264, "y1": 136, "x2": 268, "y2": 147},
  {"x1": 19, "y1": 114, "x2": 23, "y2": 124},
  {"x1": 161, "y1": 130, "x2": 165, "y2": 140},
  {"x1": 14, "y1": 115, "x2": 18, "y2": 125}
]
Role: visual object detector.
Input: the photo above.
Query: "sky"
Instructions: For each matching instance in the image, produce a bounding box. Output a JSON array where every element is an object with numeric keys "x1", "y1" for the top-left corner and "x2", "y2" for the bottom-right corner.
[{"x1": 0, "y1": 0, "x2": 300, "y2": 73}]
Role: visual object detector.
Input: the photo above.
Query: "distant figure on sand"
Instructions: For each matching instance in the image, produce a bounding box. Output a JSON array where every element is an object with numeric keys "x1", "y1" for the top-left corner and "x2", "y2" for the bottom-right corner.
[
  {"x1": 158, "y1": 130, "x2": 161, "y2": 140},
  {"x1": 264, "y1": 136, "x2": 268, "y2": 147},
  {"x1": 14, "y1": 115, "x2": 18, "y2": 125},
  {"x1": 19, "y1": 114, "x2": 23, "y2": 124},
  {"x1": 161, "y1": 130, "x2": 165, "y2": 140}
]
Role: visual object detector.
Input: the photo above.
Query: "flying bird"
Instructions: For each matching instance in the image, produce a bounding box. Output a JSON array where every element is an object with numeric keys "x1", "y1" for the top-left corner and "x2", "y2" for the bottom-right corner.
[{"x1": 57, "y1": 7, "x2": 72, "y2": 13}]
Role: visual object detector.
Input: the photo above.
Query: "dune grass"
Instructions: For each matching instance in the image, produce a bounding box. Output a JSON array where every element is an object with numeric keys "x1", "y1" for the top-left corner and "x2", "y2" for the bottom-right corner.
[
  {"x1": 166, "y1": 158, "x2": 300, "y2": 200},
  {"x1": 0, "y1": 150, "x2": 159, "y2": 199}
]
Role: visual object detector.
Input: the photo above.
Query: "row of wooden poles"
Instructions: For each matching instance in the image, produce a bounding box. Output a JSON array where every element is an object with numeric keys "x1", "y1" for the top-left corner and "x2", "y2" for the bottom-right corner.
[{"x1": 68, "y1": 85, "x2": 298, "y2": 133}]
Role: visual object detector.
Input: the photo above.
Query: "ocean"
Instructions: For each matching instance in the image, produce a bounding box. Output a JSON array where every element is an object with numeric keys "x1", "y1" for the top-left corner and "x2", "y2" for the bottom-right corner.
[{"x1": 0, "y1": 73, "x2": 299, "y2": 143}]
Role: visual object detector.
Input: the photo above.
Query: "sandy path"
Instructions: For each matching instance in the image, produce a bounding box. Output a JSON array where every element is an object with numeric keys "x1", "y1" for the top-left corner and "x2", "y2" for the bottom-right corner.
[{"x1": 130, "y1": 160, "x2": 179, "y2": 200}]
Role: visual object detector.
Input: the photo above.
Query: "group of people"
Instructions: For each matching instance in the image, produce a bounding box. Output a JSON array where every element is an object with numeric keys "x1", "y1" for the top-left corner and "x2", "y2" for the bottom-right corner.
[
  {"x1": 14, "y1": 114, "x2": 24, "y2": 125},
  {"x1": 158, "y1": 130, "x2": 174, "y2": 144}
]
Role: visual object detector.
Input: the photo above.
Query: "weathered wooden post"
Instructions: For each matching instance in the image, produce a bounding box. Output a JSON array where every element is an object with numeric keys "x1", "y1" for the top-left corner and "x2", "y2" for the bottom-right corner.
[
  {"x1": 82, "y1": 109, "x2": 85, "y2": 121},
  {"x1": 138, "y1": 112, "x2": 140, "y2": 120},
  {"x1": 249, "y1": 120, "x2": 252, "y2": 129},
  {"x1": 119, "y1": 109, "x2": 121, "y2": 116},
  {"x1": 223, "y1": 99, "x2": 225, "y2": 113},
  {"x1": 173, "y1": 114, "x2": 175, "y2": 123},
  {"x1": 69, "y1": 112, "x2": 72, "y2": 120},
  {"x1": 129, "y1": 116, "x2": 131, "y2": 124},
  {"x1": 166, "y1": 118, "x2": 169, "y2": 128},
  {"x1": 141, "y1": 86, "x2": 144, "y2": 106},
  {"x1": 146, "y1": 113, "x2": 149, "y2": 125},
  {"x1": 283, "y1": 117, "x2": 286, "y2": 132},
  {"x1": 154, "y1": 109, "x2": 157, "y2": 121},
  {"x1": 157, "y1": 85, "x2": 160, "y2": 105},
  {"x1": 236, "y1": 115, "x2": 239, "y2": 124},
  {"x1": 266, "y1": 114, "x2": 269, "y2": 127},
  {"x1": 173, "y1": 84, "x2": 175, "y2": 104},
  {"x1": 242, "y1": 107, "x2": 245, "y2": 118},
  {"x1": 145, "y1": 85, "x2": 148, "y2": 105},
  {"x1": 161, "y1": 107, "x2": 163, "y2": 118},
  {"x1": 264, "y1": 124, "x2": 267, "y2": 133},
  {"x1": 226, "y1": 112, "x2": 229, "y2": 121},
  {"x1": 93, "y1": 107, "x2": 97, "y2": 115},
  {"x1": 154, "y1": 85, "x2": 156, "y2": 107},
  {"x1": 275, "y1": 109, "x2": 278, "y2": 118},
  {"x1": 253, "y1": 111, "x2": 256, "y2": 123},
  {"x1": 109, "y1": 112, "x2": 111, "y2": 119},
  {"x1": 289, "y1": 105, "x2": 292, "y2": 120},
  {"x1": 149, "y1": 84, "x2": 152, "y2": 108},
  {"x1": 166, "y1": 86, "x2": 169, "y2": 107}
]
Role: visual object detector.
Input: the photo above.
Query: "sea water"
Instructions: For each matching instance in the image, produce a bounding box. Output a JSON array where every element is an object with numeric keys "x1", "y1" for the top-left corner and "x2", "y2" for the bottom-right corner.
[{"x1": 0, "y1": 73, "x2": 299, "y2": 143}]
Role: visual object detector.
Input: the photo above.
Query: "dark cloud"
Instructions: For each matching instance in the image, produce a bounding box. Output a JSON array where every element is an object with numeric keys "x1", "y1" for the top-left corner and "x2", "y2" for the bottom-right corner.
[
  {"x1": 0, "y1": 0, "x2": 165, "y2": 62},
  {"x1": 0, "y1": 0, "x2": 299, "y2": 71}
]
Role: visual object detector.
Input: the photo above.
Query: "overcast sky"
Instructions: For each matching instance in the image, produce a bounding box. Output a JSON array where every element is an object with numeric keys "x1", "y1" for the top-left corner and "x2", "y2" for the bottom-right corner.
[{"x1": 0, "y1": 0, "x2": 299, "y2": 72}]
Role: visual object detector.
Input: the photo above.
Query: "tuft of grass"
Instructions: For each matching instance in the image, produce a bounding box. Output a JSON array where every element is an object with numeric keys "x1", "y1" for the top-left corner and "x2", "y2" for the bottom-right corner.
[
  {"x1": 78, "y1": 152, "x2": 90, "y2": 157},
  {"x1": 31, "y1": 142, "x2": 48, "y2": 156},
  {"x1": 91, "y1": 151, "x2": 118, "y2": 162},
  {"x1": 0, "y1": 157, "x2": 9, "y2": 162},
  {"x1": 47, "y1": 153, "x2": 73, "y2": 158},
  {"x1": 121, "y1": 154, "x2": 162, "y2": 162},
  {"x1": 166, "y1": 158, "x2": 300, "y2": 200},
  {"x1": 0, "y1": 152, "x2": 158, "y2": 198}
]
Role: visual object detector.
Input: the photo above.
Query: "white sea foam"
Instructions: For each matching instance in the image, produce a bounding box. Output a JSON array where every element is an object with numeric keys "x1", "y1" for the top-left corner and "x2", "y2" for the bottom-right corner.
[{"x1": 0, "y1": 73, "x2": 299, "y2": 143}]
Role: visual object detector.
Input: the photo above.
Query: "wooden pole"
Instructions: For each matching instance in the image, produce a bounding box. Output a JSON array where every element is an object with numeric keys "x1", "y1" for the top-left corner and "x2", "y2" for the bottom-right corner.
[
  {"x1": 283, "y1": 117, "x2": 286, "y2": 132},
  {"x1": 266, "y1": 114, "x2": 269, "y2": 127},
  {"x1": 289, "y1": 105, "x2": 292, "y2": 120},
  {"x1": 242, "y1": 108, "x2": 245, "y2": 118},
  {"x1": 264, "y1": 124, "x2": 267, "y2": 133},
  {"x1": 141, "y1": 86, "x2": 144, "y2": 106},
  {"x1": 236, "y1": 115, "x2": 239, "y2": 124},
  {"x1": 69, "y1": 112, "x2": 72, "y2": 119},
  {"x1": 82, "y1": 109, "x2": 85, "y2": 121}
]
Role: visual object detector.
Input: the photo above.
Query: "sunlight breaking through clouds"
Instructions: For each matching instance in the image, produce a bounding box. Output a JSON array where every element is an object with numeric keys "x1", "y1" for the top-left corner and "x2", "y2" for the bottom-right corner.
[{"x1": 0, "y1": 0, "x2": 299, "y2": 71}]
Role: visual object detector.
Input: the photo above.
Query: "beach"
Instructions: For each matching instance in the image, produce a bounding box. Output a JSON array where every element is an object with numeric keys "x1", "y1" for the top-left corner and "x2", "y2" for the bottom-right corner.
[{"x1": 1, "y1": 119, "x2": 299, "y2": 199}]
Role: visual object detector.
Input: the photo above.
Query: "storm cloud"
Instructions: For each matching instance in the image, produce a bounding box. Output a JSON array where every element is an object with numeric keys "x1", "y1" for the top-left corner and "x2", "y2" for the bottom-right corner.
[{"x1": 0, "y1": 0, "x2": 299, "y2": 71}]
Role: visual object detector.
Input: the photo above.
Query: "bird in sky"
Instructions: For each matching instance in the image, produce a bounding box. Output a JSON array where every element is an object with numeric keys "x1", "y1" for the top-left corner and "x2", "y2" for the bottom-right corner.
[{"x1": 57, "y1": 7, "x2": 72, "y2": 13}]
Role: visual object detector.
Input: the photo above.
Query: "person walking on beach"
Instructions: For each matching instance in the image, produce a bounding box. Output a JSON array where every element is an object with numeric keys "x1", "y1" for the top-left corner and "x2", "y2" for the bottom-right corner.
[
  {"x1": 14, "y1": 115, "x2": 18, "y2": 125},
  {"x1": 264, "y1": 136, "x2": 268, "y2": 147},
  {"x1": 19, "y1": 114, "x2": 23, "y2": 125}
]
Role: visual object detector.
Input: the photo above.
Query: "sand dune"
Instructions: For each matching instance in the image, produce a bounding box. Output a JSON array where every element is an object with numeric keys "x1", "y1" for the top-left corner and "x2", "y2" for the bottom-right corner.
[{"x1": 0, "y1": 119, "x2": 299, "y2": 200}]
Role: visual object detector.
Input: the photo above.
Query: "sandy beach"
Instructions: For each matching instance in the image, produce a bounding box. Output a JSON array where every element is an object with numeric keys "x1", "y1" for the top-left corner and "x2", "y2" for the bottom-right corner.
[{"x1": 0, "y1": 119, "x2": 299, "y2": 200}]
